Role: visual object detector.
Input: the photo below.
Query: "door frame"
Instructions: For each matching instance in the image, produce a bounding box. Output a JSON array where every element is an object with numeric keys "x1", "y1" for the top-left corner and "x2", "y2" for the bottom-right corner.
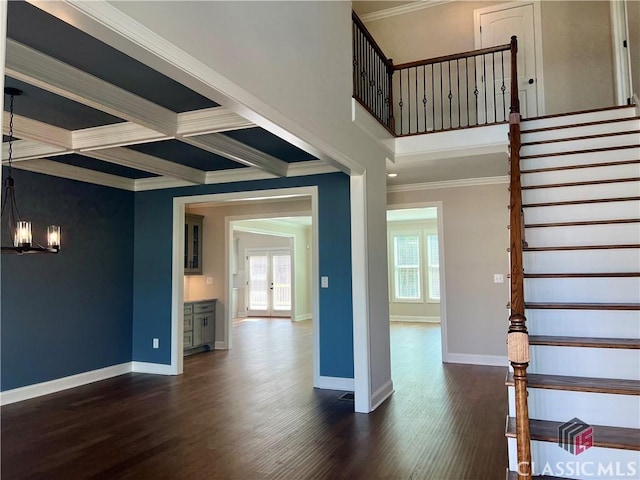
[
  {"x1": 244, "y1": 246, "x2": 294, "y2": 318},
  {"x1": 474, "y1": 0, "x2": 546, "y2": 117},
  {"x1": 610, "y1": 0, "x2": 633, "y2": 106},
  {"x1": 170, "y1": 186, "x2": 319, "y2": 387},
  {"x1": 386, "y1": 202, "x2": 448, "y2": 363}
]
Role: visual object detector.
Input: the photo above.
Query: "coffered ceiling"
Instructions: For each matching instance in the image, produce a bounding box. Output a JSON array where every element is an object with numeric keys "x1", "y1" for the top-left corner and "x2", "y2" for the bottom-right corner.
[{"x1": 2, "y1": 1, "x2": 333, "y2": 192}]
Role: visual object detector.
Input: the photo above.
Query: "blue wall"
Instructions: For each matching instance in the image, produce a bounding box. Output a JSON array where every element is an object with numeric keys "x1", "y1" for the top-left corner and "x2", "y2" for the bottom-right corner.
[
  {"x1": 133, "y1": 172, "x2": 354, "y2": 379},
  {"x1": 1, "y1": 168, "x2": 134, "y2": 390}
]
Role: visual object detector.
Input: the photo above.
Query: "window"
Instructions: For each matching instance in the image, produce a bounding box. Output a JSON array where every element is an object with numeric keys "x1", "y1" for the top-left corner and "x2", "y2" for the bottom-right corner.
[
  {"x1": 427, "y1": 234, "x2": 440, "y2": 300},
  {"x1": 393, "y1": 234, "x2": 421, "y2": 301}
]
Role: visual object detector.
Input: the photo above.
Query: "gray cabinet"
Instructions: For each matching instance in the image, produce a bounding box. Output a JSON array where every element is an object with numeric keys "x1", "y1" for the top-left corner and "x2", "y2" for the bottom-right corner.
[
  {"x1": 184, "y1": 299, "x2": 216, "y2": 354},
  {"x1": 184, "y1": 214, "x2": 203, "y2": 275}
]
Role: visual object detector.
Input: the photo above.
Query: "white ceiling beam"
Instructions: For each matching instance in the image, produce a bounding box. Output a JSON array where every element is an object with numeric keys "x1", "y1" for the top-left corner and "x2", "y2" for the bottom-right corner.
[
  {"x1": 3, "y1": 112, "x2": 72, "y2": 149},
  {"x1": 83, "y1": 147, "x2": 206, "y2": 185},
  {"x1": 5, "y1": 39, "x2": 178, "y2": 135},
  {"x1": 11, "y1": 159, "x2": 135, "y2": 191},
  {"x1": 181, "y1": 134, "x2": 289, "y2": 178},
  {"x1": 73, "y1": 122, "x2": 171, "y2": 151},
  {"x1": 177, "y1": 107, "x2": 254, "y2": 136},
  {"x1": 2, "y1": 139, "x2": 69, "y2": 162}
]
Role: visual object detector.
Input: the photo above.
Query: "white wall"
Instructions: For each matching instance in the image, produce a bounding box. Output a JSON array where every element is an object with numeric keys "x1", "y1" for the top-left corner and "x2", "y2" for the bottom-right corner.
[{"x1": 388, "y1": 182, "x2": 510, "y2": 363}]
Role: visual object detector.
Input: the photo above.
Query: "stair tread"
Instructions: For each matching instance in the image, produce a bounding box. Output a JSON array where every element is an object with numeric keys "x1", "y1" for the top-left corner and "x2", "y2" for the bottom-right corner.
[
  {"x1": 524, "y1": 244, "x2": 640, "y2": 251},
  {"x1": 529, "y1": 335, "x2": 640, "y2": 349},
  {"x1": 521, "y1": 144, "x2": 639, "y2": 160},
  {"x1": 526, "y1": 218, "x2": 639, "y2": 228},
  {"x1": 522, "y1": 177, "x2": 640, "y2": 190},
  {"x1": 506, "y1": 372, "x2": 640, "y2": 395},
  {"x1": 521, "y1": 159, "x2": 640, "y2": 174},
  {"x1": 521, "y1": 116, "x2": 640, "y2": 134},
  {"x1": 525, "y1": 302, "x2": 640, "y2": 310},
  {"x1": 506, "y1": 416, "x2": 640, "y2": 451},
  {"x1": 523, "y1": 104, "x2": 636, "y2": 122},
  {"x1": 523, "y1": 197, "x2": 640, "y2": 208},
  {"x1": 524, "y1": 272, "x2": 640, "y2": 278},
  {"x1": 522, "y1": 129, "x2": 640, "y2": 147}
]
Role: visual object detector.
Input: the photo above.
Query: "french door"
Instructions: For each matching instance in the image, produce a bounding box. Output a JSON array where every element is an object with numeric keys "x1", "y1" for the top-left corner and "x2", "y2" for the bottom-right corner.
[{"x1": 246, "y1": 249, "x2": 292, "y2": 317}]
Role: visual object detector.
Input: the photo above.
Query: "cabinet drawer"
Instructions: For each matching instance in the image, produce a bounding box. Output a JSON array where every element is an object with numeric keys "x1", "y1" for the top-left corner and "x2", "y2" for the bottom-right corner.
[
  {"x1": 183, "y1": 304, "x2": 193, "y2": 315},
  {"x1": 193, "y1": 302, "x2": 215, "y2": 314},
  {"x1": 184, "y1": 315, "x2": 193, "y2": 331},
  {"x1": 183, "y1": 331, "x2": 193, "y2": 348}
]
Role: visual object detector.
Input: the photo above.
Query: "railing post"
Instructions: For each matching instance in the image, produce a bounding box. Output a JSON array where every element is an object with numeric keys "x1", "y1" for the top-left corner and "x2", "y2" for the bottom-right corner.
[
  {"x1": 387, "y1": 59, "x2": 395, "y2": 133},
  {"x1": 507, "y1": 34, "x2": 532, "y2": 480}
]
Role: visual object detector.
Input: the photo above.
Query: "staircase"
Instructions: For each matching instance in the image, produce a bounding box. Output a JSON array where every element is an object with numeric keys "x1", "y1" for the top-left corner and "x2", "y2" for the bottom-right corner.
[{"x1": 505, "y1": 105, "x2": 640, "y2": 479}]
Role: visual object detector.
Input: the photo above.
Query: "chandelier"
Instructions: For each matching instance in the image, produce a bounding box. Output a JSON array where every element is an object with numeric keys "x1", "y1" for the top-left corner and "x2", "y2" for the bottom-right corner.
[{"x1": 1, "y1": 87, "x2": 60, "y2": 254}]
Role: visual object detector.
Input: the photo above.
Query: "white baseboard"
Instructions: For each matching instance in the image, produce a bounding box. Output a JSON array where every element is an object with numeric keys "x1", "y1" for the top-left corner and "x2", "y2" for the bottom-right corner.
[
  {"x1": 131, "y1": 362, "x2": 176, "y2": 375},
  {"x1": 315, "y1": 375, "x2": 354, "y2": 391},
  {"x1": 294, "y1": 313, "x2": 312, "y2": 322},
  {"x1": 390, "y1": 315, "x2": 440, "y2": 323},
  {"x1": 0, "y1": 362, "x2": 131, "y2": 406},
  {"x1": 370, "y1": 379, "x2": 394, "y2": 411},
  {"x1": 446, "y1": 353, "x2": 508, "y2": 367},
  {"x1": 214, "y1": 340, "x2": 227, "y2": 350}
]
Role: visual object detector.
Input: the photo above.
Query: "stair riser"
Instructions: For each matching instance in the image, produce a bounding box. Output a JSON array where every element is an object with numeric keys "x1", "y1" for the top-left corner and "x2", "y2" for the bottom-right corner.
[
  {"x1": 524, "y1": 249, "x2": 640, "y2": 274},
  {"x1": 524, "y1": 223, "x2": 640, "y2": 247},
  {"x1": 521, "y1": 133, "x2": 640, "y2": 157},
  {"x1": 525, "y1": 278, "x2": 640, "y2": 304},
  {"x1": 522, "y1": 182, "x2": 640, "y2": 204},
  {"x1": 526, "y1": 309, "x2": 640, "y2": 339},
  {"x1": 524, "y1": 202, "x2": 640, "y2": 225},
  {"x1": 508, "y1": 438, "x2": 640, "y2": 479},
  {"x1": 522, "y1": 164, "x2": 640, "y2": 186},
  {"x1": 508, "y1": 388, "x2": 640, "y2": 428},
  {"x1": 529, "y1": 346, "x2": 640, "y2": 379},
  {"x1": 522, "y1": 108, "x2": 637, "y2": 130},
  {"x1": 522, "y1": 119, "x2": 640, "y2": 143},
  {"x1": 521, "y1": 148, "x2": 640, "y2": 171}
]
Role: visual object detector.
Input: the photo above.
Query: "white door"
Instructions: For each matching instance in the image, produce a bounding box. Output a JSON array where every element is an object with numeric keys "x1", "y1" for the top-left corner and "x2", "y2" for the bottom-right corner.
[
  {"x1": 246, "y1": 249, "x2": 292, "y2": 317},
  {"x1": 477, "y1": 2, "x2": 540, "y2": 119}
]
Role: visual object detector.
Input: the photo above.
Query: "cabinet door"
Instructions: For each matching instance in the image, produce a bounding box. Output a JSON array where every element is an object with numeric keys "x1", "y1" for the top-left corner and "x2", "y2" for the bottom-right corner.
[
  {"x1": 193, "y1": 313, "x2": 205, "y2": 346},
  {"x1": 184, "y1": 214, "x2": 204, "y2": 275},
  {"x1": 202, "y1": 313, "x2": 215, "y2": 345}
]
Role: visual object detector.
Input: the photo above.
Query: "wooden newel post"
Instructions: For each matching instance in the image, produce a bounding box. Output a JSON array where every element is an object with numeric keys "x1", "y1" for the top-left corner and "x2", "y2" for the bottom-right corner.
[
  {"x1": 387, "y1": 59, "x2": 395, "y2": 133},
  {"x1": 507, "y1": 34, "x2": 532, "y2": 480}
]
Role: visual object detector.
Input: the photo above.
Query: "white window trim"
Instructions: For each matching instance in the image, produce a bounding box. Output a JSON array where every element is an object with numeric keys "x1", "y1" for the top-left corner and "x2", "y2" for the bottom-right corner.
[{"x1": 426, "y1": 233, "x2": 440, "y2": 302}]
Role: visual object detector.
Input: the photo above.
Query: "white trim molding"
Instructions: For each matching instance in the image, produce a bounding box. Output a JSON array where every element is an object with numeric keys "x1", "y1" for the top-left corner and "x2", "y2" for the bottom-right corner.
[
  {"x1": 294, "y1": 313, "x2": 313, "y2": 322},
  {"x1": 0, "y1": 363, "x2": 131, "y2": 406},
  {"x1": 370, "y1": 379, "x2": 394, "y2": 410},
  {"x1": 387, "y1": 176, "x2": 509, "y2": 193},
  {"x1": 131, "y1": 362, "x2": 176, "y2": 375},
  {"x1": 316, "y1": 376, "x2": 355, "y2": 392},
  {"x1": 446, "y1": 353, "x2": 508, "y2": 367},
  {"x1": 359, "y1": 1, "x2": 453, "y2": 23}
]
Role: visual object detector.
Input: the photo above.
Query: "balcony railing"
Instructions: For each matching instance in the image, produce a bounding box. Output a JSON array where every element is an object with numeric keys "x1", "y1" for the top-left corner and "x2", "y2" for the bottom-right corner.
[{"x1": 352, "y1": 12, "x2": 516, "y2": 136}]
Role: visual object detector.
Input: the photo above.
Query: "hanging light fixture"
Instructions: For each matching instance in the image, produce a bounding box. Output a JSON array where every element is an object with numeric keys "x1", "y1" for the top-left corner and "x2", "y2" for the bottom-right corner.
[{"x1": 1, "y1": 87, "x2": 60, "y2": 254}]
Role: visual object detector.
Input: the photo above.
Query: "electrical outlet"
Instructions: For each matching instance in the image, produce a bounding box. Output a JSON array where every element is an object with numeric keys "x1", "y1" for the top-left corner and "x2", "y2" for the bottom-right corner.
[
  {"x1": 153, "y1": 338, "x2": 159, "y2": 349},
  {"x1": 206, "y1": 277, "x2": 213, "y2": 285}
]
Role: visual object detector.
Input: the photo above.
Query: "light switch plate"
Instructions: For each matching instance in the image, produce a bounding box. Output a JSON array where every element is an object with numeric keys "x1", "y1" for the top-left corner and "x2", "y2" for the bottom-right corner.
[
  {"x1": 152, "y1": 338, "x2": 159, "y2": 349},
  {"x1": 206, "y1": 277, "x2": 213, "y2": 285},
  {"x1": 494, "y1": 274, "x2": 504, "y2": 284},
  {"x1": 321, "y1": 276, "x2": 329, "y2": 288}
]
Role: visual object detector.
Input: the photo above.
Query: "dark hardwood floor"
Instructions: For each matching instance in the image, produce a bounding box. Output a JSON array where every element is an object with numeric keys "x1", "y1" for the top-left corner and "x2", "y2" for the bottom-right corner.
[{"x1": 1, "y1": 320, "x2": 508, "y2": 479}]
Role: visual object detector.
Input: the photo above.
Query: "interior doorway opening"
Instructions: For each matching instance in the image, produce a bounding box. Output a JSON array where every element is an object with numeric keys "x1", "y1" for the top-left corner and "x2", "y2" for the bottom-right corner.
[{"x1": 386, "y1": 204, "x2": 447, "y2": 362}]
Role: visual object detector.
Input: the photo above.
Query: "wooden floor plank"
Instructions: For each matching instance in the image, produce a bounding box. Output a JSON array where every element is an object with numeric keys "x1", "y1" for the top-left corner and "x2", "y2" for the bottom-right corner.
[{"x1": 1, "y1": 320, "x2": 509, "y2": 479}]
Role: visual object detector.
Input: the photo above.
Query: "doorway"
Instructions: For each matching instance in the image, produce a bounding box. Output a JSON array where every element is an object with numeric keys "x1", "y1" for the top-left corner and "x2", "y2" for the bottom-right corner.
[
  {"x1": 246, "y1": 248, "x2": 292, "y2": 317},
  {"x1": 474, "y1": 1, "x2": 545, "y2": 118}
]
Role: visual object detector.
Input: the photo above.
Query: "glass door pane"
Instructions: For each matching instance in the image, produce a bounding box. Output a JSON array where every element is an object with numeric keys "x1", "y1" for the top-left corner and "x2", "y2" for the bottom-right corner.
[
  {"x1": 248, "y1": 254, "x2": 268, "y2": 311},
  {"x1": 272, "y1": 254, "x2": 291, "y2": 311}
]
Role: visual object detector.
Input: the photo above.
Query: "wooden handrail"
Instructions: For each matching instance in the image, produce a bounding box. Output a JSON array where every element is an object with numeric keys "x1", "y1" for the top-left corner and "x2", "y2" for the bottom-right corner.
[
  {"x1": 392, "y1": 43, "x2": 511, "y2": 70},
  {"x1": 352, "y1": 12, "x2": 392, "y2": 69},
  {"x1": 506, "y1": 35, "x2": 532, "y2": 480}
]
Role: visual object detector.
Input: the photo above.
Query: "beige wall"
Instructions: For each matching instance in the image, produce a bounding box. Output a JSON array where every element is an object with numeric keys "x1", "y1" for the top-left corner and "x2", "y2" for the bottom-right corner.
[
  {"x1": 364, "y1": 0, "x2": 615, "y2": 116},
  {"x1": 388, "y1": 183, "x2": 509, "y2": 359},
  {"x1": 628, "y1": 0, "x2": 640, "y2": 99},
  {"x1": 185, "y1": 199, "x2": 312, "y2": 344}
]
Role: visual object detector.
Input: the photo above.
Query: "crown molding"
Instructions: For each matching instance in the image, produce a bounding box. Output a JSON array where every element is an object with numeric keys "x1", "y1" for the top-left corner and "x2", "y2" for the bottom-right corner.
[
  {"x1": 387, "y1": 175, "x2": 508, "y2": 193},
  {"x1": 359, "y1": 1, "x2": 453, "y2": 23}
]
